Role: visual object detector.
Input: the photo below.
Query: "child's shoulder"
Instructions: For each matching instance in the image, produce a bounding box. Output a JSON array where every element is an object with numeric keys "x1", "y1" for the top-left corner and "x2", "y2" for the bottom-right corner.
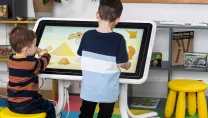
[
  {"x1": 84, "y1": 29, "x2": 96, "y2": 35},
  {"x1": 111, "y1": 32, "x2": 125, "y2": 42},
  {"x1": 112, "y1": 32, "x2": 124, "y2": 38}
]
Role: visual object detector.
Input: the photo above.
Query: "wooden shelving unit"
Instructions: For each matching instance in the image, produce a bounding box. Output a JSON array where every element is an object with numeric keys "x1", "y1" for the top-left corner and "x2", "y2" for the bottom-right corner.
[
  {"x1": 0, "y1": 20, "x2": 36, "y2": 27},
  {"x1": 0, "y1": 20, "x2": 58, "y2": 101},
  {"x1": 0, "y1": 19, "x2": 36, "y2": 62},
  {"x1": 128, "y1": 21, "x2": 208, "y2": 110}
]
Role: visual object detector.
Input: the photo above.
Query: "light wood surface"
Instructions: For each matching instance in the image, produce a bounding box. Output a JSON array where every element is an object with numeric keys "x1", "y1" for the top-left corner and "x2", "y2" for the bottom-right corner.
[
  {"x1": 0, "y1": 20, "x2": 36, "y2": 24},
  {"x1": 0, "y1": 58, "x2": 8, "y2": 62}
]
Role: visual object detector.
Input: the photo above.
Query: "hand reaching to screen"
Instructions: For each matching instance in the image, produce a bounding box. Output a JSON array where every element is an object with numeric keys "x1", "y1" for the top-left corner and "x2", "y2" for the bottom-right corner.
[
  {"x1": 36, "y1": 48, "x2": 47, "y2": 57},
  {"x1": 117, "y1": 61, "x2": 131, "y2": 71},
  {"x1": 36, "y1": 48, "x2": 43, "y2": 57}
]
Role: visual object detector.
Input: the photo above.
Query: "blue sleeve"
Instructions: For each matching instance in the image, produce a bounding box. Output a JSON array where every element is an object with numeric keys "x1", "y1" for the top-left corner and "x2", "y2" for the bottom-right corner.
[
  {"x1": 77, "y1": 33, "x2": 85, "y2": 56},
  {"x1": 116, "y1": 36, "x2": 128, "y2": 63}
]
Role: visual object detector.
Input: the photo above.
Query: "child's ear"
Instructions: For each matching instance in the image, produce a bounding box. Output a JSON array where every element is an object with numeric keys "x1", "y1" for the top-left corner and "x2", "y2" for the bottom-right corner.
[
  {"x1": 115, "y1": 18, "x2": 120, "y2": 25},
  {"x1": 96, "y1": 11, "x2": 100, "y2": 19},
  {"x1": 22, "y1": 47, "x2": 28, "y2": 54}
]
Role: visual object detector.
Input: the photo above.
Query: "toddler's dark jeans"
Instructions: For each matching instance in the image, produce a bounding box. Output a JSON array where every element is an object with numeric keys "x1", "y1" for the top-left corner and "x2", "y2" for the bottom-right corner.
[{"x1": 7, "y1": 94, "x2": 56, "y2": 118}]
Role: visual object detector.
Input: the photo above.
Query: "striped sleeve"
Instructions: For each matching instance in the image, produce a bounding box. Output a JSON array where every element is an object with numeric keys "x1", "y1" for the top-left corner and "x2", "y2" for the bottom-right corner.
[{"x1": 34, "y1": 53, "x2": 51, "y2": 74}]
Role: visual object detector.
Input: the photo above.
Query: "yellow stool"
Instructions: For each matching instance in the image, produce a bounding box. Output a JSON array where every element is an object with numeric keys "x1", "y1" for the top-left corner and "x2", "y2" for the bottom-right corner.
[
  {"x1": 165, "y1": 79, "x2": 207, "y2": 118},
  {"x1": 0, "y1": 108, "x2": 46, "y2": 118}
]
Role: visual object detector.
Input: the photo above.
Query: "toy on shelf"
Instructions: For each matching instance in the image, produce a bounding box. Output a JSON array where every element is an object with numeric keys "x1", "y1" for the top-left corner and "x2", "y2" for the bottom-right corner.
[
  {"x1": 0, "y1": 45, "x2": 13, "y2": 60},
  {"x1": 151, "y1": 52, "x2": 162, "y2": 67},
  {"x1": 184, "y1": 52, "x2": 207, "y2": 68}
]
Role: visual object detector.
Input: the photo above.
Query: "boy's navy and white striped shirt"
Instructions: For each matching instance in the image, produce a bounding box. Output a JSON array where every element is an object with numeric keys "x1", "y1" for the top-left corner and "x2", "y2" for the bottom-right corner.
[{"x1": 77, "y1": 30, "x2": 128, "y2": 103}]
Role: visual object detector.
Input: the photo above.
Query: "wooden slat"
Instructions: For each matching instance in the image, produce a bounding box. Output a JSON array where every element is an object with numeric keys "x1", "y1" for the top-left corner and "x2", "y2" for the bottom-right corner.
[
  {"x1": 121, "y1": 0, "x2": 208, "y2": 4},
  {"x1": 0, "y1": 20, "x2": 36, "y2": 24},
  {"x1": 0, "y1": 58, "x2": 8, "y2": 62}
]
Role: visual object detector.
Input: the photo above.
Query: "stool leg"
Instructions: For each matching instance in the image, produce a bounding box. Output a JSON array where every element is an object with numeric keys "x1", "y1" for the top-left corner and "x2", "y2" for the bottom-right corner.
[
  {"x1": 188, "y1": 92, "x2": 196, "y2": 116},
  {"x1": 176, "y1": 92, "x2": 186, "y2": 118},
  {"x1": 165, "y1": 90, "x2": 176, "y2": 117},
  {"x1": 197, "y1": 91, "x2": 207, "y2": 118}
]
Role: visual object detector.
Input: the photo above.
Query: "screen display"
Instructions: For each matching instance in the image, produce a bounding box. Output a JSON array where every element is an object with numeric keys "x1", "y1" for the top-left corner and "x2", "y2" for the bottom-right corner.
[
  {"x1": 36, "y1": 26, "x2": 144, "y2": 73},
  {"x1": 35, "y1": 20, "x2": 153, "y2": 79}
]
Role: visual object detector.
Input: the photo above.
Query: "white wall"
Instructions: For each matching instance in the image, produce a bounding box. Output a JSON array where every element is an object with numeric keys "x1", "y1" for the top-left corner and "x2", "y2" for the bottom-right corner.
[{"x1": 1, "y1": 0, "x2": 208, "y2": 97}]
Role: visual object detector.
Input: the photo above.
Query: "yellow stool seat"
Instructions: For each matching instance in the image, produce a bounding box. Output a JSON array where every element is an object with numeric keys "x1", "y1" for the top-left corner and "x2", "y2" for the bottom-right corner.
[
  {"x1": 0, "y1": 108, "x2": 46, "y2": 118},
  {"x1": 165, "y1": 79, "x2": 208, "y2": 118},
  {"x1": 168, "y1": 79, "x2": 207, "y2": 92}
]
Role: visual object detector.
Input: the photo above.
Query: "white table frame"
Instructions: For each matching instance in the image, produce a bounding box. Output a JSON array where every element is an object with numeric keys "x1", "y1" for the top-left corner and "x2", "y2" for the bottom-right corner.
[{"x1": 39, "y1": 74, "x2": 158, "y2": 118}]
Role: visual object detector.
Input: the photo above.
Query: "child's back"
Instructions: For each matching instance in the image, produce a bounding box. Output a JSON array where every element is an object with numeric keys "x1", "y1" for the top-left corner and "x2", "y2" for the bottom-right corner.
[
  {"x1": 78, "y1": 29, "x2": 128, "y2": 102},
  {"x1": 7, "y1": 52, "x2": 50, "y2": 103},
  {"x1": 78, "y1": 0, "x2": 131, "y2": 118}
]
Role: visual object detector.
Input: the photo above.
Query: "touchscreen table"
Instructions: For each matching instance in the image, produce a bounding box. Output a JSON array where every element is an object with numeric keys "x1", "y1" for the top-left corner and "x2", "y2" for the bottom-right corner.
[
  {"x1": 34, "y1": 18, "x2": 157, "y2": 118},
  {"x1": 34, "y1": 18, "x2": 156, "y2": 81}
]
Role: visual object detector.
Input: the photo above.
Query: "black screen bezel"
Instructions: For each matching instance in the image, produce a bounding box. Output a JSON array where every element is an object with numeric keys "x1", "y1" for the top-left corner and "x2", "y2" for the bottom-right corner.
[{"x1": 35, "y1": 20, "x2": 152, "y2": 79}]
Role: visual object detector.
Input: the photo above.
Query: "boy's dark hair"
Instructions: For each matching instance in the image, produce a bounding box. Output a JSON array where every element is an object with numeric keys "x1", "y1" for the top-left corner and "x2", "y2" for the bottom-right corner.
[
  {"x1": 9, "y1": 26, "x2": 36, "y2": 53},
  {"x1": 98, "y1": 0, "x2": 123, "y2": 22}
]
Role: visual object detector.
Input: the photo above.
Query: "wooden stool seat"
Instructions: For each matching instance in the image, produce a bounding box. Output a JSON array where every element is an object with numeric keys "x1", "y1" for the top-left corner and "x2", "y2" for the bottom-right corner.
[{"x1": 165, "y1": 79, "x2": 207, "y2": 118}]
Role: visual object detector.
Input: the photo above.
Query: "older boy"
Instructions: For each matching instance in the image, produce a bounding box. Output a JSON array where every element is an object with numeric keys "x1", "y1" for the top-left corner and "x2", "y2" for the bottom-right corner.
[{"x1": 78, "y1": 0, "x2": 131, "y2": 118}]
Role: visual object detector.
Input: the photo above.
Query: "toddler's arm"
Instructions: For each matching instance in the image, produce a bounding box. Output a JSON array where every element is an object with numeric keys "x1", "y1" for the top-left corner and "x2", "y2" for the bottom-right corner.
[{"x1": 34, "y1": 48, "x2": 51, "y2": 74}]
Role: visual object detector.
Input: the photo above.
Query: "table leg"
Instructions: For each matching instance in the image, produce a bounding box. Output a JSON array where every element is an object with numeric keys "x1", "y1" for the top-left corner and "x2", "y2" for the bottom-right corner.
[
  {"x1": 120, "y1": 84, "x2": 158, "y2": 118},
  {"x1": 55, "y1": 80, "x2": 66, "y2": 118}
]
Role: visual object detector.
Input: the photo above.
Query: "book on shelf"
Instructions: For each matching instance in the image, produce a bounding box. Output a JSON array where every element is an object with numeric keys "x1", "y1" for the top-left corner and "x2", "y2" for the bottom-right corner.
[{"x1": 130, "y1": 97, "x2": 160, "y2": 109}]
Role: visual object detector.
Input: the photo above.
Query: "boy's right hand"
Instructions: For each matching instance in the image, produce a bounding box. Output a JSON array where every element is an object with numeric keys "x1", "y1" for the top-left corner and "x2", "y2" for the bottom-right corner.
[
  {"x1": 117, "y1": 61, "x2": 131, "y2": 70},
  {"x1": 36, "y1": 48, "x2": 43, "y2": 57},
  {"x1": 36, "y1": 48, "x2": 47, "y2": 57}
]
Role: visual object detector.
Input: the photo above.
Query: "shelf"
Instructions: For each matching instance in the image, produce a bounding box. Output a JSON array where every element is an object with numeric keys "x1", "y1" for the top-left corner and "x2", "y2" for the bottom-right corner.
[
  {"x1": 155, "y1": 21, "x2": 208, "y2": 30},
  {"x1": 0, "y1": 58, "x2": 8, "y2": 62},
  {"x1": 150, "y1": 61, "x2": 169, "y2": 70},
  {"x1": 0, "y1": 20, "x2": 36, "y2": 24},
  {"x1": 171, "y1": 65, "x2": 208, "y2": 72}
]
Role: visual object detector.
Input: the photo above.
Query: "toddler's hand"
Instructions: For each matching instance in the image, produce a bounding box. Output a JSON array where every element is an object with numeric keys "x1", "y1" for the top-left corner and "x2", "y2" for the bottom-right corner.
[{"x1": 36, "y1": 48, "x2": 43, "y2": 57}]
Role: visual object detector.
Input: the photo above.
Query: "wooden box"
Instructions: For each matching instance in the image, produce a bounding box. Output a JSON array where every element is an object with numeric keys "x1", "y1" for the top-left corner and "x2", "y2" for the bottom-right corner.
[{"x1": 172, "y1": 31, "x2": 194, "y2": 66}]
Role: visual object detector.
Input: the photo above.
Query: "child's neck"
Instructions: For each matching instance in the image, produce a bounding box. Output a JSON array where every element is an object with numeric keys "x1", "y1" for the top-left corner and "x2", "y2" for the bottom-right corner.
[
  {"x1": 15, "y1": 53, "x2": 27, "y2": 57},
  {"x1": 97, "y1": 20, "x2": 114, "y2": 33}
]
